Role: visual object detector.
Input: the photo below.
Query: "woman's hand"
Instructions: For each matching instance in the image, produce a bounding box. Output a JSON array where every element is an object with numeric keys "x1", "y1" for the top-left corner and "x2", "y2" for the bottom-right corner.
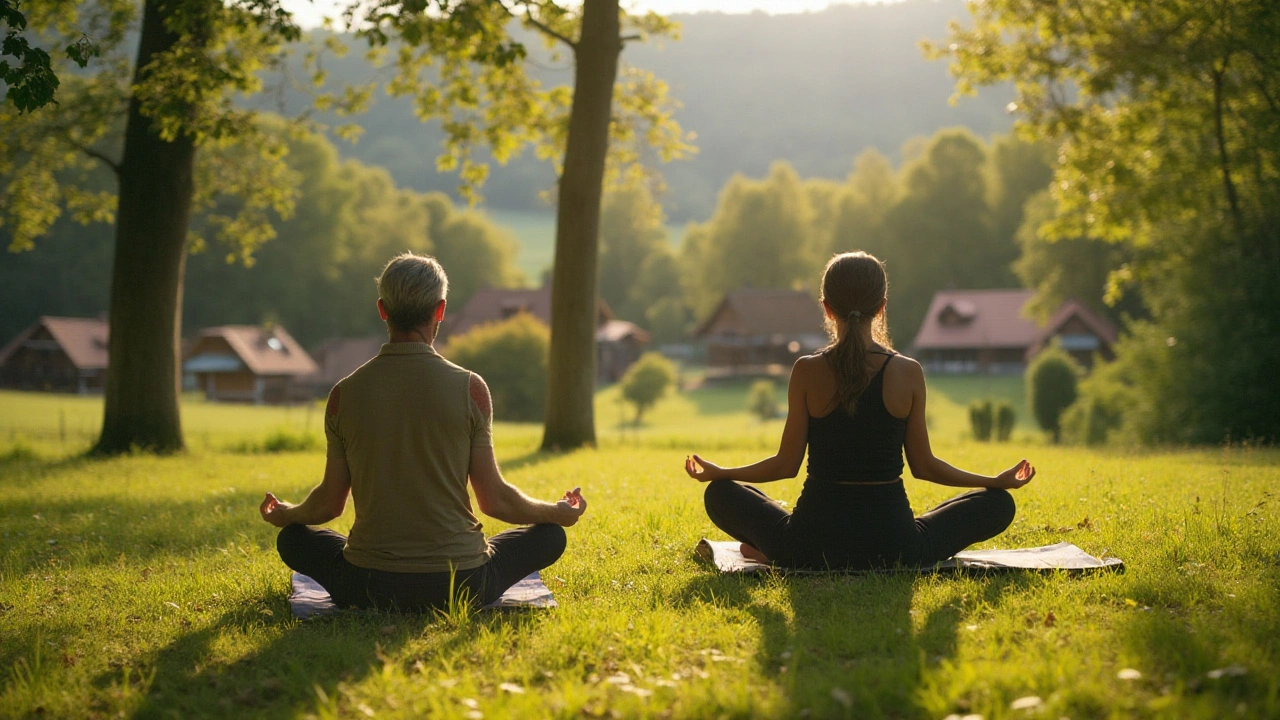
[
  {"x1": 684, "y1": 454, "x2": 725, "y2": 482},
  {"x1": 555, "y1": 487, "x2": 588, "y2": 527},
  {"x1": 991, "y1": 459, "x2": 1036, "y2": 490}
]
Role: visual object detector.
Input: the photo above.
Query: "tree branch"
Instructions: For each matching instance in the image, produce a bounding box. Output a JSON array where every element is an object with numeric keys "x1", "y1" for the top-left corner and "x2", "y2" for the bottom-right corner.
[
  {"x1": 495, "y1": 0, "x2": 578, "y2": 50},
  {"x1": 1211, "y1": 62, "x2": 1243, "y2": 233},
  {"x1": 57, "y1": 131, "x2": 122, "y2": 176}
]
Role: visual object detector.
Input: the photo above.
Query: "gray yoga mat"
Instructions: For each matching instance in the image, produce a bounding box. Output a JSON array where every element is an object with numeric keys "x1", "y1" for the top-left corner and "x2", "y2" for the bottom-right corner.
[
  {"x1": 289, "y1": 571, "x2": 558, "y2": 619},
  {"x1": 696, "y1": 539, "x2": 1124, "y2": 575}
]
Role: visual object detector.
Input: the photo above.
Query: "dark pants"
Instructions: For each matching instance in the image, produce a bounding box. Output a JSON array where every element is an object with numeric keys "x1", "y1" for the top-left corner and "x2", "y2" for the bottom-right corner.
[
  {"x1": 704, "y1": 479, "x2": 1015, "y2": 570},
  {"x1": 277, "y1": 523, "x2": 567, "y2": 611}
]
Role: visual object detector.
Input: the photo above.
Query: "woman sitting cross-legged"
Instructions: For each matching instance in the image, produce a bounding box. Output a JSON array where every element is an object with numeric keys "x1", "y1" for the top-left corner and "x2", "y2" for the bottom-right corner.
[{"x1": 685, "y1": 251, "x2": 1035, "y2": 570}]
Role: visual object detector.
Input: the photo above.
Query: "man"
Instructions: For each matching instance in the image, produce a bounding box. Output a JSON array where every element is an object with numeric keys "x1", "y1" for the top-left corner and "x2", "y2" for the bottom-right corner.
[{"x1": 260, "y1": 252, "x2": 586, "y2": 611}]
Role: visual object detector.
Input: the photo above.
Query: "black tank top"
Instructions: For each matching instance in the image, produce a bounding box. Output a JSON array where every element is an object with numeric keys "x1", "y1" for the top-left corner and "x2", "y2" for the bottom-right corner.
[{"x1": 805, "y1": 351, "x2": 907, "y2": 484}]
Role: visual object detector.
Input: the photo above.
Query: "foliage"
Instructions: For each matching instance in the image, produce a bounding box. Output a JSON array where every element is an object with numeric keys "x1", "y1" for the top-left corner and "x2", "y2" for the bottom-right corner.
[
  {"x1": 445, "y1": 313, "x2": 549, "y2": 423},
  {"x1": 229, "y1": 426, "x2": 322, "y2": 454},
  {"x1": 619, "y1": 352, "x2": 676, "y2": 425},
  {"x1": 968, "y1": 400, "x2": 993, "y2": 442},
  {"x1": 747, "y1": 380, "x2": 780, "y2": 422},
  {"x1": 2, "y1": 391, "x2": 1279, "y2": 719},
  {"x1": 598, "y1": 180, "x2": 671, "y2": 323},
  {"x1": 994, "y1": 401, "x2": 1016, "y2": 442},
  {"x1": 0, "y1": 0, "x2": 97, "y2": 112},
  {"x1": 933, "y1": 0, "x2": 1280, "y2": 443},
  {"x1": 1027, "y1": 345, "x2": 1080, "y2": 443},
  {"x1": 259, "y1": 2, "x2": 1014, "y2": 222}
]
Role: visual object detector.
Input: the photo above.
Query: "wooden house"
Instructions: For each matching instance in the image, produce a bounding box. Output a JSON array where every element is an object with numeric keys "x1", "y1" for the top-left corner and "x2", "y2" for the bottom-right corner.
[
  {"x1": 911, "y1": 290, "x2": 1118, "y2": 374},
  {"x1": 0, "y1": 316, "x2": 109, "y2": 394},
  {"x1": 693, "y1": 289, "x2": 827, "y2": 375},
  {"x1": 441, "y1": 287, "x2": 648, "y2": 383},
  {"x1": 183, "y1": 325, "x2": 318, "y2": 404}
]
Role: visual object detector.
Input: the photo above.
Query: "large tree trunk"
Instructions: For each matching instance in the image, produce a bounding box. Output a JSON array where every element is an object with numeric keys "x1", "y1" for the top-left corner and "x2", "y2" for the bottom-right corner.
[
  {"x1": 94, "y1": 0, "x2": 196, "y2": 454},
  {"x1": 540, "y1": 0, "x2": 621, "y2": 451}
]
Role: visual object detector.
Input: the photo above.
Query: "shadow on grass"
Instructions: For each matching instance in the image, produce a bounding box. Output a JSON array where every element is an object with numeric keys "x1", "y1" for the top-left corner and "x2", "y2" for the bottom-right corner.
[
  {"x1": 115, "y1": 596, "x2": 553, "y2": 718},
  {"x1": 676, "y1": 565, "x2": 1034, "y2": 718}
]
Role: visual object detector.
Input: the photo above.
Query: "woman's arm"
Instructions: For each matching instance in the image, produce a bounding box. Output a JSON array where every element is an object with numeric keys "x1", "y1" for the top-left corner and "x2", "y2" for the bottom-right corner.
[
  {"x1": 686, "y1": 358, "x2": 811, "y2": 484},
  {"x1": 259, "y1": 455, "x2": 352, "y2": 527},
  {"x1": 901, "y1": 359, "x2": 1035, "y2": 490}
]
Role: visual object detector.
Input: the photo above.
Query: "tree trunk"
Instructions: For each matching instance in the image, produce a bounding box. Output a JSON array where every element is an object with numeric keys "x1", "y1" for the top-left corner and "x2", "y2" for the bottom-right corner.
[
  {"x1": 94, "y1": 0, "x2": 196, "y2": 454},
  {"x1": 540, "y1": 0, "x2": 621, "y2": 451}
]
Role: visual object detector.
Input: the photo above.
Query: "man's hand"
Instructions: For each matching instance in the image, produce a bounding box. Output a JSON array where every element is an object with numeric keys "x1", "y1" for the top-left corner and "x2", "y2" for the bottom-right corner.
[
  {"x1": 991, "y1": 459, "x2": 1036, "y2": 490},
  {"x1": 554, "y1": 487, "x2": 587, "y2": 527},
  {"x1": 684, "y1": 454, "x2": 725, "y2": 482},
  {"x1": 259, "y1": 492, "x2": 295, "y2": 528}
]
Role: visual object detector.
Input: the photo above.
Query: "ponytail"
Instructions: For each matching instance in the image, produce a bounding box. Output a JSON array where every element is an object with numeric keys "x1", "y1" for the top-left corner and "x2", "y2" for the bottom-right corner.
[{"x1": 819, "y1": 252, "x2": 893, "y2": 416}]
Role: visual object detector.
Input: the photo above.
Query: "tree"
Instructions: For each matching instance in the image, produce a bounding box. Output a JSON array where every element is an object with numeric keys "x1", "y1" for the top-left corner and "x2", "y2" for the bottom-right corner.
[
  {"x1": 1027, "y1": 345, "x2": 1079, "y2": 443},
  {"x1": 598, "y1": 180, "x2": 669, "y2": 322},
  {"x1": 2, "y1": 0, "x2": 302, "y2": 454},
  {"x1": 445, "y1": 313, "x2": 549, "y2": 423},
  {"x1": 619, "y1": 351, "x2": 675, "y2": 425},
  {"x1": 968, "y1": 400, "x2": 993, "y2": 441},
  {"x1": 348, "y1": 0, "x2": 691, "y2": 451},
  {"x1": 932, "y1": 0, "x2": 1280, "y2": 443},
  {"x1": 994, "y1": 401, "x2": 1016, "y2": 442},
  {"x1": 747, "y1": 380, "x2": 779, "y2": 422}
]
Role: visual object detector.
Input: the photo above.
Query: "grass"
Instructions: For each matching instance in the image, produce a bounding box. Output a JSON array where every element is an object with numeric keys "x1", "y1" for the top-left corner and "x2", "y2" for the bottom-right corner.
[{"x1": 1, "y1": 386, "x2": 1277, "y2": 719}]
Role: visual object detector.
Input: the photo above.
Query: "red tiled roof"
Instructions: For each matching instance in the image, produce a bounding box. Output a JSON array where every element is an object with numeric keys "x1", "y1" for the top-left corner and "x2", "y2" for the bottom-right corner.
[
  {"x1": 1025, "y1": 299, "x2": 1120, "y2": 358},
  {"x1": 694, "y1": 289, "x2": 823, "y2": 338},
  {"x1": 910, "y1": 290, "x2": 1038, "y2": 350},
  {"x1": 0, "y1": 317, "x2": 112, "y2": 370},
  {"x1": 440, "y1": 287, "x2": 613, "y2": 343},
  {"x1": 188, "y1": 325, "x2": 318, "y2": 377},
  {"x1": 309, "y1": 336, "x2": 384, "y2": 386}
]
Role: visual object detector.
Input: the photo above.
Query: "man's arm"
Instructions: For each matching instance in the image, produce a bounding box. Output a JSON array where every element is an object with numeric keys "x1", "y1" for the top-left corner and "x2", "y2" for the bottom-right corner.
[
  {"x1": 469, "y1": 445, "x2": 585, "y2": 526},
  {"x1": 466, "y1": 372, "x2": 586, "y2": 526},
  {"x1": 260, "y1": 454, "x2": 352, "y2": 527}
]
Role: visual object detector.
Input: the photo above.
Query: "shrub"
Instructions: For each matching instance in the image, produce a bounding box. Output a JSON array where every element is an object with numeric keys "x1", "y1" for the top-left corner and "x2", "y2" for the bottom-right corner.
[
  {"x1": 446, "y1": 313, "x2": 550, "y2": 422},
  {"x1": 995, "y1": 401, "x2": 1016, "y2": 442},
  {"x1": 228, "y1": 427, "x2": 321, "y2": 454},
  {"x1": 747, "y1": 380, "x2": 780, "y2": 421},
  {"x1": 620, "y1": 352, "x2": 677, "y2": 425},
  {"x1": 1027, "y1": 343, "x2": 1081, "y2": 443},
  {"x1": 968, "y1": 400, "x2": 994, "y2": 441}
]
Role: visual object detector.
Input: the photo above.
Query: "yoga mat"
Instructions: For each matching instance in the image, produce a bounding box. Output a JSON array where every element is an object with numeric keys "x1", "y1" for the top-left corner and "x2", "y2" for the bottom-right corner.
[
  {"x1": 695, "y1": 539, "x2": 1124, "y2": 575},
  {"x1": 289, "y1": 571, "x2": 557, "y2": 619}
]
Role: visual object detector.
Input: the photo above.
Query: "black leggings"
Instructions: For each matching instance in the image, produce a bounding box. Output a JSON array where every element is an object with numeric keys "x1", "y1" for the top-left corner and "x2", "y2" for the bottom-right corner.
[
  {"x1": 277, "y1": 523, "x2": 566, "y2": 611},
  {"x1": 704, "y1": 479, "x2": 1015, "y2": 570}
]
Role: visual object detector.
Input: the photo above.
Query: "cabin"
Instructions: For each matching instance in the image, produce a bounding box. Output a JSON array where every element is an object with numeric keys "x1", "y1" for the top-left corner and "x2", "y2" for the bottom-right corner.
[
  {"x1": 693, "y1": 289, "x2": 826, "y2": 376},
  {"x1": 0, "y1": 316, "x2": 109, "y2": 394},
  {"x1": 911, "y1": 290, "x2": 1118, "y2": 374},
  {"x1": 304, "y1": 336, "x2": 385, "y2": 395},
  {"x1": 183, "y1": 325, "x2": 319, "y2": 404},
  {"x1": 1025, "y1": 299, "x2": 1119, "y2": 369},
  {"x1": 441, "y1": 287, "x2": 648, "y2": 384}
]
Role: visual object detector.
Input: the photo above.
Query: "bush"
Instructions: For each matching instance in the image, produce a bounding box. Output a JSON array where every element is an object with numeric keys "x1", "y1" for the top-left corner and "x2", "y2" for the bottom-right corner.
[
  {"x1": 229, "y1": 427, "x2": 321, "y2": 454},
  {"x1": 995, "y1": 401, "x2": 1016, "y2": 442},
  {"x1": 446, "y1": 313, "x2": 550, "y2": 422},
  {"x1": 1027, "y1": 343, "x2": 1081, "y2": 443},
  {"x1": 968, "y1": 400, "x2": 994, "y2": 441},
  {"x1": 620, "y1": 352, "x2": 677, "y2": 425},
  {"x1": 747, "y1": 380, "x2": 780, "y2": 421}
]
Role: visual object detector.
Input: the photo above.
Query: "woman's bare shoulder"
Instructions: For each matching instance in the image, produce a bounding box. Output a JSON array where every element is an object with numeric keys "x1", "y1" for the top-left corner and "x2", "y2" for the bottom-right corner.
[{"x1": 885, "y1": 352, "x2": 925, "y2": 384}]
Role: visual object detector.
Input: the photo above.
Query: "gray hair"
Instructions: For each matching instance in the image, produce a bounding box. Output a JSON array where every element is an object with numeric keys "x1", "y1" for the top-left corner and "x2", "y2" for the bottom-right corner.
[{"x1": 376, "y1": 252, "x2": 449, "y2": 332}]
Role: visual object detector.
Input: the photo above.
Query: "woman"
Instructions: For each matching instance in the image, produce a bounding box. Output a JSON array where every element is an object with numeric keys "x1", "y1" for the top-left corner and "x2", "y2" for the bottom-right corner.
[{"x1": 685, "y1": 252, "x2": 1035, "y2": 570}]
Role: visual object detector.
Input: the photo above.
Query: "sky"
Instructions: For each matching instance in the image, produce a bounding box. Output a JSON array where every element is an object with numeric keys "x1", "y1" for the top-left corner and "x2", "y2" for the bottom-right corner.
[{"x1": 282, "y1": 0, "x2": 874, "y2": 29}]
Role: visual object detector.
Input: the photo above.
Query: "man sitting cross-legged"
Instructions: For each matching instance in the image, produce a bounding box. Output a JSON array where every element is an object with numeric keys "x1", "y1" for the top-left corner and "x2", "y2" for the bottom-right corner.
[{"x1": 259, "y1": 252, "x2": 586, "y2": 611}]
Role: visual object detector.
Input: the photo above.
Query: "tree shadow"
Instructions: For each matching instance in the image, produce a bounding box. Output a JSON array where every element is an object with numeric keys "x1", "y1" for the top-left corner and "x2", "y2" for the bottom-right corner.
[
  {"x1": 117, "y1": 598, "x2": 556, "y2": 718},
  {"x1": 675, "y1": 564, "x2": 1034, "y2": 718}
]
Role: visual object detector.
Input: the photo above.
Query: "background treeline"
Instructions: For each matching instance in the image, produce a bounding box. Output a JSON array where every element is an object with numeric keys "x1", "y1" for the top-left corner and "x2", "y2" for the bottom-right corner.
[
  {"x1": 0, "y1": 124, "x2": 1055, "y2": 351},
  {"x1": 252, "y1": 0, "x2": 1011, "y2": 222}
]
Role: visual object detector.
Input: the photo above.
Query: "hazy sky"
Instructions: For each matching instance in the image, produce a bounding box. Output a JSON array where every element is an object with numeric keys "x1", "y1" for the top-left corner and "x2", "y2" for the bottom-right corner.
[{"x1": 282, "y1": 1, "x2": 874, "y2": 29}]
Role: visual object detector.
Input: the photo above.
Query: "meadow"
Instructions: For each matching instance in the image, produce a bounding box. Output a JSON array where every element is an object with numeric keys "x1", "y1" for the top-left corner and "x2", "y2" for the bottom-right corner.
[{"x1": 1, "y1": 380, "x2": 1276, "y2": 719}]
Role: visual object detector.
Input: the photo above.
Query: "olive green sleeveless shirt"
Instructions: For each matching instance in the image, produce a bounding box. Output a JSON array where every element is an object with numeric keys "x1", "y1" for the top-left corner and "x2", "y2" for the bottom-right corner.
[{"x1": 325, "y1": 342, "x2": 492, "y2": 573}]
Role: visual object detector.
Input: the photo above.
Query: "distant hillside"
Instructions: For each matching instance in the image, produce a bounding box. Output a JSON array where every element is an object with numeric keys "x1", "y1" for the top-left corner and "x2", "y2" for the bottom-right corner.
[{"x1": 258, "y1": 0, "x2": 1010, "y2": 222}]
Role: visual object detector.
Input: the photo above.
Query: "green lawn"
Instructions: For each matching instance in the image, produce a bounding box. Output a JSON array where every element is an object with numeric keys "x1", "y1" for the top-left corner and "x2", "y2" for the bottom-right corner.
[{"x1": 2, "y1": 389, "x2": 1277, "y2": 719}]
